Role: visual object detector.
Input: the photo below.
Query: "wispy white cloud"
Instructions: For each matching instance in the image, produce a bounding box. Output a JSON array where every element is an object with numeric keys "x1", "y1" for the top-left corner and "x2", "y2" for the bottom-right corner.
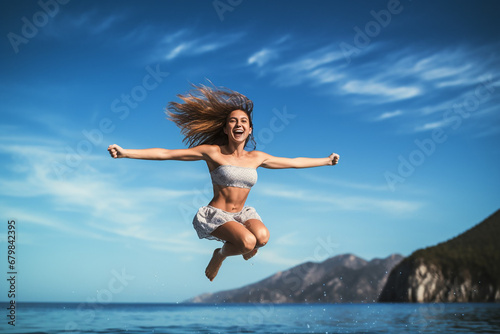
[
  {"x1": 413, "y1": 100, "x2": 500, "y2": 134},
  {"x1": 409, "y1": 71, "x2": 500, "y2": 133},
  {"x1": 273, "y1": 231, "x2": 298, "y2": 244},
  {"x1": 149, "y1": 230, "x2": 209, "y2": 254},
  {"x1": 256, "y1": 184, "x2": 422, "y2": 214},
  {"x1": 271, "y1": 45, "x2": 345, "y2": 86},
  {"x1": 413, "y1": 120, "x2": 452, "y2": 132},
  {"x1": 0, "y1": 207, "x2": 112, "y2": 242},
  {"x1": 254, "y1": 42, "x2": 493, "y2": 103},
  {"x1": 421, "y1": 64, "x2": 472, "y2": 81},
  {"x1": 248, "y1": 48, "x2": 278, "y2": 67},
  {"x1": 374, "y1": 110, "x2": 403, "y2": 121},
  {"x1": 162, "y1": 28, "x2": 190, "y2": 44},
  {"x1": 472, "y1": 124, "x2": 500, "y2": 138},
  {"x1": 412, "y1": 50, "x2": 478, "y2": 86},
  {"x1": 278, "y1": 49, "x2": 344, "y2": 72},
  {"x1": 0, "y1": 139, "x2": 205, "y2": 254},
  {"x1": 258, "y1": 249, "x2": 305, "y2": 267},
  {"x1": 166, "y1": 42, "x2": 191, "y2": 60},
  {"x1": 354, "y1": 46, "x2": 500, "y2": 134},
  {"x1": 301, "y1": 174, "x2": 393, "y2": 192},
  {"x1": 417, "y1": 99, "x2": 454, "y2": 116},
  {"x1": 89, "y1": 14, "x2": 122, "y2": 35},
  {"x1": 399, "y1": 47, "x2": 500, "y2": 96},
  {"x1": 43, "y1": 9, "x2": 127, "y2": 39},
  {"x1": 436, "y1": 78, "x2": 472, "y2": 88},
  {"x1": 162, "y1": 31, "x2": 245, "y2": 61},
  {"x1": 247, "y1": 35, "x2": 291, "y2": 68},
  {"x1": 246, "y1": 39, "x2": 499, "y2": 139},
  {"x1": 341, "y1": 80, "x2": 421, "y2": 101}
]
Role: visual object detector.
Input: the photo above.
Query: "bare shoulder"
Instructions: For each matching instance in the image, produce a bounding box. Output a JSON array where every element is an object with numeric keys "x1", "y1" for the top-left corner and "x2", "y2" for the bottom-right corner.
[
  {"x1": 248, "y1": 150, "x2": 268, "y2": 158},
  {"x1": 248, "y1": 150, "x2": 271, "y2": 165},
  {"x1": 195, "y1": 144, "x2": 223, "y2": 163},
  {"x1": 194, "y1": 144, "x2": 219, "y2": 154}
]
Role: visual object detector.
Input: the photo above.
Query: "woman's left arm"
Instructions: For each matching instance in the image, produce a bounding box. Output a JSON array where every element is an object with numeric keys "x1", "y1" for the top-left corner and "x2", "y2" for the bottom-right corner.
[{"x1": 259, "y1": 152, "x2": 339, "y2": 169}]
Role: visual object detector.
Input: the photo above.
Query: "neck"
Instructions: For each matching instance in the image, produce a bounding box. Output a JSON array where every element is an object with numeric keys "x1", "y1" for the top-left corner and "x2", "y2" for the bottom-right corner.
[{"x1": 223, "y1": 141, "x2": 246, "y2": 157}]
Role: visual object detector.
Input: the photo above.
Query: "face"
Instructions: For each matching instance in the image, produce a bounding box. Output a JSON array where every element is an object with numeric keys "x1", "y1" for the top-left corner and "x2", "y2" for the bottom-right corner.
[{"x1": 224, "y1": 109, "x2": 252, "y2": 143}]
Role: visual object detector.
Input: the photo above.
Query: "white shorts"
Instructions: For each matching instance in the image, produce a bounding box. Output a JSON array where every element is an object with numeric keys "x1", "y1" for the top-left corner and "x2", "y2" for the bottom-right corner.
[{"x1": 192, "y1": 205, "x2": 262, "y2": 242}]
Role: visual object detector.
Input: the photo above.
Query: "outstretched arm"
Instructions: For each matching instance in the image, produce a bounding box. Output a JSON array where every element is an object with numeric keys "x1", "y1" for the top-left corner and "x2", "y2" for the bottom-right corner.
[
  {"x1": 259, "y1": 152, "x2": 339, "y2": 169},
  {"x1": 107, "y1": 144, "x2": 209, "y2": 161}
]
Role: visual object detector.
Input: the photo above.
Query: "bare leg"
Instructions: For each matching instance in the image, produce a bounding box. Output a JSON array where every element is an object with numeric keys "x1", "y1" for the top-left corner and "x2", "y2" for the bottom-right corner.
[
  {"x1": 242, "y1": 219, "x2": 270, "y2": 261},
  {"x1": 205, "y1": 221, "x2": 257, "y2": 281},
  {"x1": 205, "y1": 248, "x2": 225, "y2": 281}
]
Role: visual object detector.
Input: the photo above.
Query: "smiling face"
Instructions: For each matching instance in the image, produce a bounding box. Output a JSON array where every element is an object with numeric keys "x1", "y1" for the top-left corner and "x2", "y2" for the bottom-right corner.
[{"x1": 224, "y1": 109, "x2": 253, "y2": 144}]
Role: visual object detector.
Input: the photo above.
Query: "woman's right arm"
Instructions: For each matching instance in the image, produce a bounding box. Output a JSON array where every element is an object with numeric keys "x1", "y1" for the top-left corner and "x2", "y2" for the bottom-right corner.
[{"x1": 107, "y1": 144, "x2": 209, "y2": 161}]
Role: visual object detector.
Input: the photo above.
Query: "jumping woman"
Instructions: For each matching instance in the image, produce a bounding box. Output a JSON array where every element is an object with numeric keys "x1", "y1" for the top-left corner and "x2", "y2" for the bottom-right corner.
[{"x1": 108, "y1": 85, "x2": 340, "y2": 281}]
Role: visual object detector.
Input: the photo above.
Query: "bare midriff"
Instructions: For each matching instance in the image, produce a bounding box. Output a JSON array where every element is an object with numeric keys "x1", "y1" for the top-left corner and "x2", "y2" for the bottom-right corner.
[{"x1": 208, "y1": 185, "x2": 250, "y2": 212}]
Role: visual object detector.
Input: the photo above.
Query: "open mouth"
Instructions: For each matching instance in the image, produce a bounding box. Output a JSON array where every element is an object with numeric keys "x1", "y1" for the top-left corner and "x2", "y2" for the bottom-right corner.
[{"x1": 233, "y1": 129, "x2": 244, "y2": 136}]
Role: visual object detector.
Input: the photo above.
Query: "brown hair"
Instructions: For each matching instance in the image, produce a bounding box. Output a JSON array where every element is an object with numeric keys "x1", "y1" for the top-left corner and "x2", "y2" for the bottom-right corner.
[{"x1": 167, "y1": 84, "x2": 256, "y2": 149}]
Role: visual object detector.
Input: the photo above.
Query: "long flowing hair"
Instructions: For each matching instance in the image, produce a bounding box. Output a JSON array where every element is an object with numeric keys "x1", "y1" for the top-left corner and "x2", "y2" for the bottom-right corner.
[{"x1": 167, "y1": 84, "x2": 256, "y2": 149}]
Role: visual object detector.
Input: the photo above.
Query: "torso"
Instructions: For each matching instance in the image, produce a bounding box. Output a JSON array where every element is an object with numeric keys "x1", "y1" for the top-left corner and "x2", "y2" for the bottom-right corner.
[{"x1": 206, "y1": 145, "x2": 262, "y2": 212}]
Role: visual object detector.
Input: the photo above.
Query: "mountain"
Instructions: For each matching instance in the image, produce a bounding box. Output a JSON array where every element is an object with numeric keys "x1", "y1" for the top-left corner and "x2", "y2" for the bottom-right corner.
[
  {"x1": 188, "y1": 253, "x2": 403, "y2": 303},
  {"x1": 379, "y1": 209, "x2": 500, "y2": 303}
]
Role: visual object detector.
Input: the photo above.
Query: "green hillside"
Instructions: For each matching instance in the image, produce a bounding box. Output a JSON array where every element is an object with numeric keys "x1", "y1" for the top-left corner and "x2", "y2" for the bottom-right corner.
[
  {"x1": 380, "y1": 209, "x2": 500, "y2": 302},
  {"x1": 411, "y1": 209, "x2": 500, "y2": 282}
]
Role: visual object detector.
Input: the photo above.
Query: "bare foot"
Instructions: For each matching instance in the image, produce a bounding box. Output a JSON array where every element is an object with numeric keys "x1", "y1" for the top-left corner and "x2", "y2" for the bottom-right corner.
[
  {"x1": 205, "y1": 248, "x2": 225, "y2": 281},
  {"x1": 243, "y1": 249, "x2": 258, "y2": 260}
]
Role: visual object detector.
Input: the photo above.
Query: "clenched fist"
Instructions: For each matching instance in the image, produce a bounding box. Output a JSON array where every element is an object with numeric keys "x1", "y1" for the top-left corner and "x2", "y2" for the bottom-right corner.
[
  {"x1": 108, "y1": 144, "x2": 126, "y2": 159},
  {"x1": 329, "y1": 153, "x2": 340, "y2": 166}
]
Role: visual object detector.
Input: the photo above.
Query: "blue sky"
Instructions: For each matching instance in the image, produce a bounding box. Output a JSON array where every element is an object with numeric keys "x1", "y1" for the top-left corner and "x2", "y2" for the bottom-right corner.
[{"x1": 1, "y1": 0, "x2": 499, "y2": 303}]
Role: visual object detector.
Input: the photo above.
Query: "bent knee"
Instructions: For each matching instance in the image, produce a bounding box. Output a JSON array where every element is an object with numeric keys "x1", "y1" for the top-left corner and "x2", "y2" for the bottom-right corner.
[
  {"x1": 238, "y1": 233, "x2": 257, "y2": 253},
  {"x1": 255, "y1": 229, "x2": 270, "y2": 248}
]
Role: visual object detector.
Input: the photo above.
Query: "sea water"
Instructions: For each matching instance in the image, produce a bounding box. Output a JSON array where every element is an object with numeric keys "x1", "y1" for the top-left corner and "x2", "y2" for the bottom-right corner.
[{"x1": 1, "y1": 302, "x2": 499, "y2": 334}]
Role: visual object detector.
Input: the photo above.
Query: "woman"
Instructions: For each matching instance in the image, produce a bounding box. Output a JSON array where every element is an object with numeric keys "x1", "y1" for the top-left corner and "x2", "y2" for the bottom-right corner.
[{"x1": 108, "y1": 85, "x2": 339, "y2": 281}]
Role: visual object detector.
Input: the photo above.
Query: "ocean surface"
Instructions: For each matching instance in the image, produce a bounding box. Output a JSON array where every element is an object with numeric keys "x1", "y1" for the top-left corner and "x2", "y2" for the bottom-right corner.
[{"x1": 1, "y1": 302, "x2": 499, "y2": 334}]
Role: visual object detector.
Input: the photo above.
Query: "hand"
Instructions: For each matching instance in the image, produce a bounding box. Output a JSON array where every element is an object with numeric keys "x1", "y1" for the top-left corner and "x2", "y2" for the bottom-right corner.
[
  {"x1": 108, "y1": 144, "x2": 126, "y2": 159},
  {"x1": 328, "y1": 153, "x2": 340, "y2": 166}
]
